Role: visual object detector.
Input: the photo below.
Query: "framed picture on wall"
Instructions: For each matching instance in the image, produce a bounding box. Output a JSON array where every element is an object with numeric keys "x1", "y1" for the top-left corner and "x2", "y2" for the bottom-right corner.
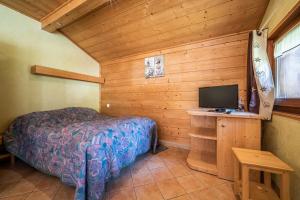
[{"x1": 144, "y1": 55, "x2": 164, "y2": 78}]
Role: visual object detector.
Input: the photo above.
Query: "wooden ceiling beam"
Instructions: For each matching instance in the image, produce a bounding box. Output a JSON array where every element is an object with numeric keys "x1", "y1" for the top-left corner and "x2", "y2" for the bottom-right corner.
[{"x1": 41, "y1": 0, "x2": 110, "y2": 32}]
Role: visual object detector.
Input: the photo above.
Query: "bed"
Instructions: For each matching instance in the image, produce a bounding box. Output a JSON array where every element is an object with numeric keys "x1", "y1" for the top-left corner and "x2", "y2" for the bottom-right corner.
[{"x1": 4, "y1": 107, "x2": 157, "y2": 200}]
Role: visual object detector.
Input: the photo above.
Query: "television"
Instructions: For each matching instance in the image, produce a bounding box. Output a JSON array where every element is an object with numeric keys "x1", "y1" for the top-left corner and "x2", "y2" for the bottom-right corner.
[{"x1": 199, "y1": 85, "x2": 238, "y2": 110}]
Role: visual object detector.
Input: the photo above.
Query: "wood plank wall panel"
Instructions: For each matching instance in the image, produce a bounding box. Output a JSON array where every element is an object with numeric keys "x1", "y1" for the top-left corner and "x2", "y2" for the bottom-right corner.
[
  {"x1": 101, "y1": 32, "x2": 249, "y2": 146},
  {"x1": 60, "y1": 0, "x2": 268, "y2": 62}
]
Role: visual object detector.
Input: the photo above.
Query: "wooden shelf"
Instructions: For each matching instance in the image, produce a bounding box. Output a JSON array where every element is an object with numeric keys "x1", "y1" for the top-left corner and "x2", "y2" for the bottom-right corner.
[
  {"x1": 186, "y1": 109, "x2": 262, "y2": 180},
  {"x1": 31, "y1": 65, "x2": 105, "y2": 84},
  {"x1": 187, "y1": 150, "x2": 217, "y2": 175},
  {"x1": 187, "y1": 109, "x2": 261, "y2": 119},
  {"x1": 188, "y1": 125, "x2": 217, "y2": 175},
  {"x1": 189, "y1": 128, "x2": 217, "y2": 140}
]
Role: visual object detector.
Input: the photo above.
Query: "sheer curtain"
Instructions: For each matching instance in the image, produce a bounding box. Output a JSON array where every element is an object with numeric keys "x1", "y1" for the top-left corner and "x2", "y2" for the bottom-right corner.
[
  {"x1": 274, "y1": 23, "x2": 300, "y2": 57},
  {"x1": 275, "y1": 23, "x2": 300, "y2": 99}
]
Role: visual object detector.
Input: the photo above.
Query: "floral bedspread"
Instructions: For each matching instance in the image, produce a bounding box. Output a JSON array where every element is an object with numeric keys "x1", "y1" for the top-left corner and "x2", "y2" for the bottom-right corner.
[{"x1": 4, "y1": 107, "x2": 157, "y2": 200}]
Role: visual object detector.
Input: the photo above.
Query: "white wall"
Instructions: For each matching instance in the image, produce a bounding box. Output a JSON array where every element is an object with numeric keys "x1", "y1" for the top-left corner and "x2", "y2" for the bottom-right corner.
[{"x1": 0, "y1": 5, "x2": 100, "y2": 132}]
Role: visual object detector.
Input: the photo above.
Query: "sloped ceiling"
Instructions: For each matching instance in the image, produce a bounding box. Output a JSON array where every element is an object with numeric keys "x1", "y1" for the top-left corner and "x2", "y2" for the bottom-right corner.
[
  {"x1": 0, "y1": 0, "x2": 269, "y2": 62},
  {"x1": 0, "y1": 0, "x2": 68, "y2": 20}
]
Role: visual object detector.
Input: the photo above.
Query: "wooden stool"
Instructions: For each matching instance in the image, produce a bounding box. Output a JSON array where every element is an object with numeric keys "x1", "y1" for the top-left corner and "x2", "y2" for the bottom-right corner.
[{"x1": 232, "y1": 148, "x2": 294, "y2": 200}]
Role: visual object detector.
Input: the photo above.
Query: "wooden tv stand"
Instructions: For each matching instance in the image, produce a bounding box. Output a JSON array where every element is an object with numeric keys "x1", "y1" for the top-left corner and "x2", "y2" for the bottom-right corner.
[{"x1": 186, "y1": 109, "x2": 261, "y2": 181}]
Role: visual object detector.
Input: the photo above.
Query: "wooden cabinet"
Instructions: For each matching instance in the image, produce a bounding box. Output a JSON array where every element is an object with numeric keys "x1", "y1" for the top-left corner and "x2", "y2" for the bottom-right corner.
[
  {"x1": 217, "y1": 118, "x2": 261, "y2": 180},
  {"x1": 187, "y1": 109, "x2": 261, "y2": 181}
]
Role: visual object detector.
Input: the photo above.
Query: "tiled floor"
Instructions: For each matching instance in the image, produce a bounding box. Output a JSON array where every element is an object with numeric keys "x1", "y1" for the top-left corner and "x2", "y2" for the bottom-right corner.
[{"x1": 0, "y1": 147, "x2": 236, "y2": 200}]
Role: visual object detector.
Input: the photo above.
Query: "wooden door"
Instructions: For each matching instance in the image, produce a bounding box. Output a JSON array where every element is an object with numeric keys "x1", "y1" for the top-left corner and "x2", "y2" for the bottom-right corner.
[
  {"x1": 217, "y1": 117, "x2": 237, "y2": 180},
  {"x1": 217, "y1": 117, "x2": 261, "y2": 180}
]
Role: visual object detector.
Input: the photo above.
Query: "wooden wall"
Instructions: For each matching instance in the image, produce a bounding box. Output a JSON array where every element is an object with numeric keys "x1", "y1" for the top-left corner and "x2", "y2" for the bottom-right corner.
[{"x1": 101, "y1": 32, "x2": 249, "y2": 147}]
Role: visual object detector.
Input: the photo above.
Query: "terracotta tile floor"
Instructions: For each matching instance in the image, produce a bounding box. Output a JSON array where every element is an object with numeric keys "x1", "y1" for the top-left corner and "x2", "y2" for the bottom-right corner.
[{"x1": 0, "y1": 147, "x2": 236, "y2": 200}]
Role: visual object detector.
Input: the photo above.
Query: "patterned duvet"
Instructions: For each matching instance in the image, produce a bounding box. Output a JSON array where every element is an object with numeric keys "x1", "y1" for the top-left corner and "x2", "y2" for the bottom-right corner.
[{"x1": 4, "y1": 107, "x2": 157, "y2": 200}]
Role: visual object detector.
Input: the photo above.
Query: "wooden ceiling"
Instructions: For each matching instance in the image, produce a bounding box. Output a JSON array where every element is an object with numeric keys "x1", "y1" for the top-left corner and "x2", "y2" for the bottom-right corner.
[
  {"x1": 0, "y1": 0, "x2": 68, "y2": 20},
  {"x1": 0, "y1": 0, "x2": 269, "y2": 62}
]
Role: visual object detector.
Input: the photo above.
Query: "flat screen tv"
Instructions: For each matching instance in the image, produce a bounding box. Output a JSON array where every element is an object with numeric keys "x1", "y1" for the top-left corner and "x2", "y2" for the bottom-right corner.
[{"x1": 199, "y1": 85, "x2": 238, "y2": 109}]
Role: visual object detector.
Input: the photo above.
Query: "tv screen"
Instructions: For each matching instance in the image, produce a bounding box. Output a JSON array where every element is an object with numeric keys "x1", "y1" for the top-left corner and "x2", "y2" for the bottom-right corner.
[{"x1": 199, "y1": 85, "x2": 238, "y2": 109}]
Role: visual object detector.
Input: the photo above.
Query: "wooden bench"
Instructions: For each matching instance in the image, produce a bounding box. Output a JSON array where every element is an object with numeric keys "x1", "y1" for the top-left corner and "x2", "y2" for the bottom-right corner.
[{"x1": 232, "y1": 147, "x2": 294, "y2": 200}]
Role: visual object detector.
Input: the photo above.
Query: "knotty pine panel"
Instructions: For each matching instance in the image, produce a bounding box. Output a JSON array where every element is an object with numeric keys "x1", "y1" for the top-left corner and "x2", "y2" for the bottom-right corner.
[
  {"x1": 60, "y1": 0, "x2": 268, "y2": 62},
  {"x1": 0, "y1": 0, "x2": 67, "y2": 20},
  {"x1": 101, "y1": 32, "x2": 249, "y2": 146},
  {"x1": 1, "y1": 0, "x2": 268, "y2": 62}
]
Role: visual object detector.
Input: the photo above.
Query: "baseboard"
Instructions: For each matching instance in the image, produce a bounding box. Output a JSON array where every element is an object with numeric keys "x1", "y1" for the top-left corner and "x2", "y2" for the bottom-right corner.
[{"x1": 159, "y1": 140, "x2": 190, "y2": 150}]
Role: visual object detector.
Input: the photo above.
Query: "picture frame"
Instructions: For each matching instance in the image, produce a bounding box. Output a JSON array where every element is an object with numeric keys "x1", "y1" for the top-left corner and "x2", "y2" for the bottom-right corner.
[{"x1": 144, "y1": 55, "x2": 164, "y2": 78}]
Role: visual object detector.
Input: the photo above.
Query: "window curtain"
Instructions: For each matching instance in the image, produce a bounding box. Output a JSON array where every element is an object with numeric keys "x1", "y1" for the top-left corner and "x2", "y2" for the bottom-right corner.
[
  {"x1": 274, "y1": 23, "x2": 300, "y2": 57},
  {"x1": 274, "y1": 23, "x2": 300, "y2": 99},
  {"x1": 248, "y1": 30, "x2": 275, "y2": 120},
  {"x1": 247, "y1": 31, "x2": 260, "y2": 114},
  {"x1": 276, "y1": 45, "x2": 300, "y2": 98}
]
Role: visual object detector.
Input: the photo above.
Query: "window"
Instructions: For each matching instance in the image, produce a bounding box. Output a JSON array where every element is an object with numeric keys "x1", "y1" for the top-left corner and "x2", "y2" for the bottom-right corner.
[{"x1": 274, "y1": 23, "x2": 300, "y2": 113}]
